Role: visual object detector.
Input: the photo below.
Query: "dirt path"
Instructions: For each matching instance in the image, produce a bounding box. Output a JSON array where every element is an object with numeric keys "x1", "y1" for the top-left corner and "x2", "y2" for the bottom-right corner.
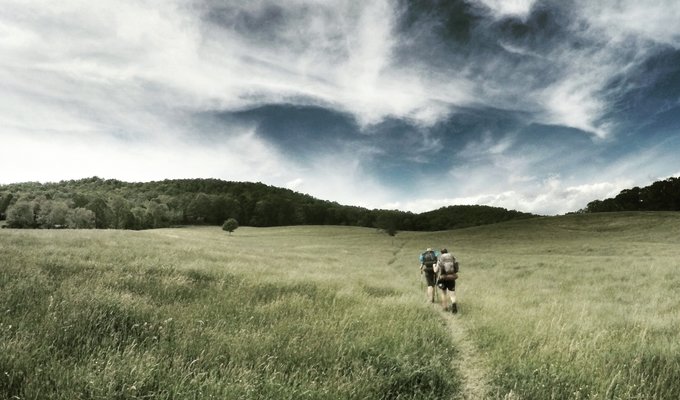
[
  {"x1": 439, "y1": 307, "x2": 492, "y2": 400},
  {"x1": 404, "y1": 242, "x2": 492, "y2": 398}
]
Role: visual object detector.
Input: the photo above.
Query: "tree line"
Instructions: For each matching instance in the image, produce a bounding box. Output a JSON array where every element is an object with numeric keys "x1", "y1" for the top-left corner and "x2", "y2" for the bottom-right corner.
[
  {"x1": 583, "y1": 177, "x2": 680, "y2": 213},
  {"x1": 0, "y1": 177, "x2": 535, "y2": 231}
]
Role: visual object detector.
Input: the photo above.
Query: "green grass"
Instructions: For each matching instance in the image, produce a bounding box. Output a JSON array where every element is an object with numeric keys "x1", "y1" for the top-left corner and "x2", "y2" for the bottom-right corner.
[
  {"x1": 413, "y1": 212, "x2": 680, "y2": 400},
  {"x1": 2, "y1": 212, "x2": 680, "y2": 399},
  {"x1": 0, "y1": 226, "x2": 459, "y2": 400}
]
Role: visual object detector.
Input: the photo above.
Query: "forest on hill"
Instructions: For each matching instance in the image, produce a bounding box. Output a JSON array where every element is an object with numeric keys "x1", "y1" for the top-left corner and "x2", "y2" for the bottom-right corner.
[
  {"x1": 0, "y1": 177, "x2": 534, "y2": 231},
  {"x1": 583, "y1": 176, "x2": 680, "y2": 213}
]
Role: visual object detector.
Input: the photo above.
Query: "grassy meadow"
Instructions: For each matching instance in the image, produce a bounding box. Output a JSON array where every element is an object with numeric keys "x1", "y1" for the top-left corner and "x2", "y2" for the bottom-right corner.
[
  {"x1": 1, "y1": 225, "x2": 459, "y2": 400},
  {"x1": 446, "y1": 212, "x2": 680, "y2": 400},
  {"x1": 1, "y1": 212, "x2": 680, "y2": 399}
]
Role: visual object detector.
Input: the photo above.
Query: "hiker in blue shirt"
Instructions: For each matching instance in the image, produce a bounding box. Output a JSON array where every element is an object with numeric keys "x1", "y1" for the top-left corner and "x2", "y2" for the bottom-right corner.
[{"x1": 419, "y1": 248, "x2": 438, "y2": 303}]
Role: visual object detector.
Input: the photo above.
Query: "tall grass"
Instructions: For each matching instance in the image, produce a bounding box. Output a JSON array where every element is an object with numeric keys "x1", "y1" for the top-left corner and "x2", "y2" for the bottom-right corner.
[
  {"x1": 411, "y1": 212, "x2": 680, "y2": 399},
  {"x1": 3, "y1": 212, "x2": 679, "y2": 399},
  {"x1": 1, "y1": 226, "x2": 460, "y2": 399}
]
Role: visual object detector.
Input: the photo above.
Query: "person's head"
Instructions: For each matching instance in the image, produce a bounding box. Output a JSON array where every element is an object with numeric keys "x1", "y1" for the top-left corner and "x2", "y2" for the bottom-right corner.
[
  {"x1": 441, "y1": 248, "x2": 448, "y2": 254},
  {"x1": 426, "y1": 247, "x2": 432, "y2": 252}
]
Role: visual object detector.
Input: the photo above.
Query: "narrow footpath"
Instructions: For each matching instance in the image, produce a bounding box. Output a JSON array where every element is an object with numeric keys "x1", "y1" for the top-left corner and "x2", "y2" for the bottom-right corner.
[
  {"x1": 439, "y1": 305, "x2": 492, "y2": 400},
  {"x1": 398, "y1": 240, "x2": 491, "y2": 399}
]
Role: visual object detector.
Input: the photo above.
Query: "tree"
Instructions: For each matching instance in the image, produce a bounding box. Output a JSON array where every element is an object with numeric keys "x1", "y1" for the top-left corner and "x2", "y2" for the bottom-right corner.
[
  {"x1": 37, "y1": 200, "x2": 70, "y2": 228},
  {"x1": 0, "y1": 177, "x2": 538, "y2": 231},
  {"x1": 130, "y1": 206, "x2": 148, "y2": 230},
  {"x1": 67, "y1": 207, "x2": 95, "y2": 229},
  {"x1": 6, "y1": 200, "x2": 36, "y2": 228},
  {"x1": 145, "y1": 201, "x2": 171, "y2": 228},
  {"x1": 251, "y1": 199, "x2": 275, "y2": 226},
  {"x1": 222, "y1": 218, "x2": 239, "y2": 235},
  {"x1": 0, "y1": 192, "x2": 13, "y2": 219},
  {"x1": 109, "y1": 195, "x2": 133, "y2": 229},
  {"x1": 614, "y1": 187, "x2": 641, "y2": 211},
  {"x1": 375, "y1": 210, "x2": 399, "y2": 239},
  {"x1": 186, "y1": 193, "x2": 212, "y2": 224},
  {"x1": 85, "y1": 197, "x2": 113, "y2": 228}
]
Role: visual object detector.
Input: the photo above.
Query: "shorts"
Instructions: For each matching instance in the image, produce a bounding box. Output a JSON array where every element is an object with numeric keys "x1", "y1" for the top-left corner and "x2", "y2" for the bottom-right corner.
[
  {"x1": 437, "y1": 278, "x2": 456, "y2": 291},
  {"x1": 423, "y1": 269, "x2": 436, "y2": 286}
]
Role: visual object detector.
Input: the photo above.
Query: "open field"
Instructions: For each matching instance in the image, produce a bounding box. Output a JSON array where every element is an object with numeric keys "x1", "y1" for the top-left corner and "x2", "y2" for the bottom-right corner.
[
  {"x1": 2, "y1": 212, "x2": 680, "y2": 399},
  {"x1": 1, "y1": 225, "x2": 459, "y2": 399},
  {"x1": 444, "y1": 212, "x2": 680, "y2": 399}
]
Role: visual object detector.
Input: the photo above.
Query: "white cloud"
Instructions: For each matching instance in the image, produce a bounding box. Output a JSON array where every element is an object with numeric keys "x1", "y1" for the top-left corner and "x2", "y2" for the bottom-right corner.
[
  {"x1": 464, "y1": 1, "x2": 678, "y2": 139},
  {"x1": 285, "y1": 178, "x2": 304, "y2": 191},
  {"x1": 287, "y1": 149, "x2": 395, "y2": 209},
  {"x1": 458, "y1": 132, "x2": 515, "y2": 159},
  {"x1": 389, "y1": 177, "x2": 631, "y2": 216},
  {"x1": 395, "y1": 135, "x2": 680, "y2": 216},
  {"x1": 2, "y1": 0, "x2": 679, "y2": 220},
  {"x1": 474, "y1": 0, "x2": 537, "y2": 20},
  {"x1": 175, "y1": 0, "x2": 471, "y2": 126},
  {"x1": 0, "y1": 124, "x2": 295, "y2": 186},
  {"x1": 583, "y1": 0, "x2": 680, "y2": 48},
  {"x1": 540, "y1": 75, "x2": 609, "y2": 139},
  {"x1": 0, "y1": 0, "x2": 419, "y2": 212},
  {"x1": 3, "y1": 0, "x2": 674, "y2": 142},
  {"x1": 526, "y1": 30, "x2": 635, "y2": 139},
  {"x1": 0, "y1": 0, "x2": 476, "y2": 144},
  {"x1": 535, "y1": 1, "x2": 680, "y2": 137}
]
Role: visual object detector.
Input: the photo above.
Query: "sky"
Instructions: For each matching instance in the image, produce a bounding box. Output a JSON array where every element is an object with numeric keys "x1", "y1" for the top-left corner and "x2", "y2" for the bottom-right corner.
[{"x1": 2, "y1": 0, "x2": 680, "y2": 215}]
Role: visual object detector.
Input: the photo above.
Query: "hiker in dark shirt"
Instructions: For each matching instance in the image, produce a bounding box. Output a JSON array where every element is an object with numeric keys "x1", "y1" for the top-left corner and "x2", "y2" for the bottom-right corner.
[{"x1": 419, "y1": 247, "x2": 437, "y2": 303}]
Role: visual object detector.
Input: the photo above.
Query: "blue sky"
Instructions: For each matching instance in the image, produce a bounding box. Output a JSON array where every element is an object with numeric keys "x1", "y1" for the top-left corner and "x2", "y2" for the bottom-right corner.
[{"x1": 2, "y1": 0, "x2": 679, "y2": 215}]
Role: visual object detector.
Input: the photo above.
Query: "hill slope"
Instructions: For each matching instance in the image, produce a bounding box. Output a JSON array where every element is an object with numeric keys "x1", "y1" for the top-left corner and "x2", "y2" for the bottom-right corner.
[
  {"x1": 0, "y1": 177, "x2": 535, "y2": 230},
  {"x1": 583, "y1": 176, "x2": 680, "y2": 212}
]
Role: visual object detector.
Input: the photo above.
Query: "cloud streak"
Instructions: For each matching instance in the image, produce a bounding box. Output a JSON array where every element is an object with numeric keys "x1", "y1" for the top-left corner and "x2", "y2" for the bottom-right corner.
[{"x1": 1, "y1": 0, "x2": 680, "y2": 215}]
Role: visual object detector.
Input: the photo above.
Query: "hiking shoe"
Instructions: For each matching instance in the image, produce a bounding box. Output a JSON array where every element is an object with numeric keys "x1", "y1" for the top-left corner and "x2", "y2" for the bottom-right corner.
[{"x1": 451, "y1": 303, "x2": 458, "y2": 314}]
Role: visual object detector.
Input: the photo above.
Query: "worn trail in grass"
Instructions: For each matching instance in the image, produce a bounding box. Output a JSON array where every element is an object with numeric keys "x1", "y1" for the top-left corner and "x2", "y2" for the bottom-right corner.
[
  {"x1": 399, "y1": 234, "x2": 491, "y2": 400},
  {"x1": 441, "y1": 310, "x2": 491, "y2": 400}
]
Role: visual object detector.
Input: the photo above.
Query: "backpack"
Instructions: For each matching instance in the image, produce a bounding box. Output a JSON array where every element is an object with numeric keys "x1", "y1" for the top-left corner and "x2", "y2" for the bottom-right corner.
[
  {"x1": 443, "y1": 260, "x2": 459, "y2": 274},
  {"x1": 440, "y1": 253, "x2": 459, "y2": 274},
  {"x1": 421, "y1": 251, "x2": 436, "y2": 269}
]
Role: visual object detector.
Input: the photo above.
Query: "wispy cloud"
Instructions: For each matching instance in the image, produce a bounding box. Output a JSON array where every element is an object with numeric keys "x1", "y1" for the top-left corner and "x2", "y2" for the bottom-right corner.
[
  {"x1": 584, "y1": 0, "x2": 680, "y2": 48},
  {"x1": 0, "y1": 123, "x2": 293, "y2": 185},
  {"x1": 288, "y1": 149, "x2": 395, "y2": 209},
  {"x1": 388, "y1": 176, "x2": 635, "y2": 216},
  {"x1": 1, "y1": 0, "x2": 679, "y2": 216},
  {"x1": 474, "y1": 0, "x2": 538, "y2": 20}
]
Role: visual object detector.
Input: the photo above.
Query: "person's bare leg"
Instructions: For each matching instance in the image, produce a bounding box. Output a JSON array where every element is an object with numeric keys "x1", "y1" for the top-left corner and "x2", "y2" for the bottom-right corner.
[
  {"x1": 440, "y1": 289, "x2": 448, "y2": 310},
  {"x1": 427, "y1": 286, "x2": 434, "y2": 302}
]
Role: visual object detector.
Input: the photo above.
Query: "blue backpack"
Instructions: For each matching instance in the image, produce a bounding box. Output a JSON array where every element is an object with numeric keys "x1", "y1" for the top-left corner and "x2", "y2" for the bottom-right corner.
[{"x1": 420, "y1": 251, "x2": 437, "y2": 270}]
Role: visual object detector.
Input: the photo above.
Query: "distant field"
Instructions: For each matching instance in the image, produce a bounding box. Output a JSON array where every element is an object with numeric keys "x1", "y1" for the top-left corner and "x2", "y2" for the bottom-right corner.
[{"x1": 1, "y1": 212, "x2": 679, "y2": 399}]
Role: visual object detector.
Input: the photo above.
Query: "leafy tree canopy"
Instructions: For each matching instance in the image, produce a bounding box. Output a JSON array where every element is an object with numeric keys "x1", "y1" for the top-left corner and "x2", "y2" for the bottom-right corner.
[
  {"x1": 583, "y1": 177, "x2": 680, "y2": 213},
  {"x1": 0, "y1": 177, "x2": 536, "y2": 231}
]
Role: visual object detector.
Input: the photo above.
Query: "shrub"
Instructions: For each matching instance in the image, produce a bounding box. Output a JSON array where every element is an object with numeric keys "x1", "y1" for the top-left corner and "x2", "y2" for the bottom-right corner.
[{"x1": 222, "y1": 218, "x2": 238, "y2": 234}]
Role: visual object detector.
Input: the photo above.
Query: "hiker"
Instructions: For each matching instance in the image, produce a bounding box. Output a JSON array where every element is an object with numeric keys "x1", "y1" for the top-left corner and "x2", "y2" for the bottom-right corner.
[
  {"x1": 419, "y1": 247, "x2": 438, "y2": 303},
  {"x1": 435, "y1": 248, "x2": 459, "y2": 313}
]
